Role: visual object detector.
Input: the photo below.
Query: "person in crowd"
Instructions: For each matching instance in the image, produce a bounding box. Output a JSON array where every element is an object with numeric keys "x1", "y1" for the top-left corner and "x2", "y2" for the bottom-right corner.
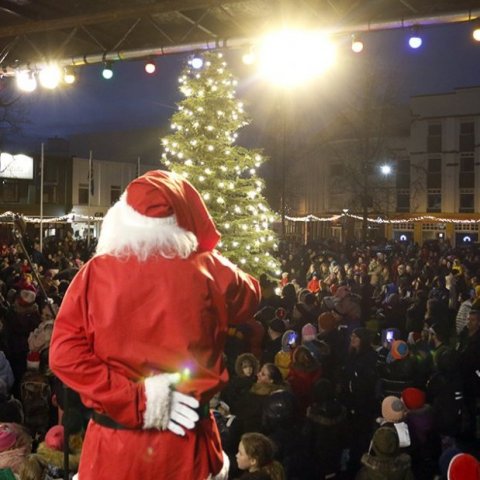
[
  {"x1": 49, "y1": 170, "x2": 261, "y2": 480},
  {"x1": 234, "y1": 432, "x2": 286, "y2": 480},
  {"x1": 355, "y1": 426, "x2": 414, "y2": 480},
  {"x1": 339, "y1": 327, "x2": 379, "y2": 475},
  {"x1": 457, "y1": 307, "x2": 480, "y2": 441},
  {"x1": 262, "y1": 318, "x2": 286, "y2": 364},
  {"x1": 235, "y1": 363, "x2": 286, "y2": 436}
]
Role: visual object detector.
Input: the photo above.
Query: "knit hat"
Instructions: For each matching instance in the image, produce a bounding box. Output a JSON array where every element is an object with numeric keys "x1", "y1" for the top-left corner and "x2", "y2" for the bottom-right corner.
[
  {"x1": 45, "y1": 425, "x2": 64, "y2": 451},
  {"x1": 268, "y1": 318, "x2": 286, "y2": 335},
  {"x1": 0, "y1": 428, "x2": 16, "y2": 452},
  {"x1": 352, "y1": 327, "x2": 371, "y2": 345},
  {"x1": 26, "y1": 351, "x2": 40, "y2": 370},
  {"x1": 302, "y1": 323, "x2": 317, "y2": 343},
  {"x1": 371, "y1": 427, "x2": 399, "y2": 457},
  {"x1": 388, "y1": 340, "x2": 409, "y2": 362},
  {"x1": 125, "y1": 170, "x2": 221, "y2": 252},
  {"x1": 448, "y1": 453, "x2": 480, "y2": 480},
  {"x1": 318, "y1": 312, "x2": 336, "y2": 332},
  {"x1": 382, "y1": 396, "x2": 406, "y2": 423},
  {"x1": 401, "y1": 387, "x2": 426, "y2": 411},
  {"x1": 17, "y1": 289, "x2": 36, "y2": 307},
  {"x1": 275, "y1": 307, "x2": 287, "y2": 320}
]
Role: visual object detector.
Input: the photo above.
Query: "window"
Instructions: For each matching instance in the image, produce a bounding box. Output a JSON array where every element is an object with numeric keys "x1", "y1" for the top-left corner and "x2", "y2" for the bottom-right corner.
[
  {"x1": 427, "y1": 158, "x2": 442, "y2": 189},
  {"x1": 78, "y1": 183, "x2": 89, "y2": 205},
  {"x1": 427, "y1": 124, "x2": 442, "y2": 153},
  {"x1": 43, "y1": 185, "x2": 58, "y2": 204},
  {"x1": 427, "y1": 189, "x2": 441, "y2": 212},
  {"x1": 459, "y1": 122, "x2": 475, "y2": 152},
  {"x1": 396, "y1": 189, "x2": 410, "y2": 212},
  {"x1": 110, "y1": 185, "x2": 121, "y2": 205},
  {"x1": 459, "y1": 190, "x2": 474, "y2": 213},
  {"x1": 396, "y1": 159, "x2": 410, "y2": 189},
  {"x1": 0, "y1": 180, "x2": 18, "y2": 202},
  {"x1": 459, "y1": 156, "x2": 474, "y2": 189}
]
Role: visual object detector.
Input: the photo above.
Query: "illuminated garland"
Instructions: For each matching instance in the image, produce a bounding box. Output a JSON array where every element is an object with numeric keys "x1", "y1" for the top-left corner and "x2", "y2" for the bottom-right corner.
[
  {"x1": 0, "y1": 211, "x2": 101, "y2": 223},
  {"x1": 286, "y1": 213, "x2": 480, "y2": 224}
]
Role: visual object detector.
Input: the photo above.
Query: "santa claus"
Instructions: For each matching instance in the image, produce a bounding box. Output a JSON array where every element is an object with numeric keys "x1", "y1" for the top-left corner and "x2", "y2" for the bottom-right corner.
[{"x1": 49, "y1": 170, "x2": 261, "y2": 480}]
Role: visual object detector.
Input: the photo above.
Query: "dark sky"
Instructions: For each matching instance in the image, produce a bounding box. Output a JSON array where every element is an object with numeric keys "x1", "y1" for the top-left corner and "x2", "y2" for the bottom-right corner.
[{"x1": 4, "y1": 21, "x2": 480, "y2": 159}]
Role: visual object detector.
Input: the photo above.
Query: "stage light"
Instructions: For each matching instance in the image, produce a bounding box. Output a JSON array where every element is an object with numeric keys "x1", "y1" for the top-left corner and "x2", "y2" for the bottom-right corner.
[
  {"x1": 351, "y1": 35, "x2": 364, "y2": 53},
  {"x1": 242, "y1": 47, "x2": 256, "y2": 65},
  {"x1": 145, "y1": 59, "x2": 156, "y2": 74},
  {"x1": 39, "y1": 64, "x2": 61, "y2": 89},
  {"x1": 258, "y1": 29, "x2": 336, "y2": 87},
  {"x1": 102, "y1": 62, "x2": 113, "y2": 79},
  {"x1": 189, "y1": 54, "x2": 204, "y2": 69},
  {"x1": 16, "y1": 70, "x2": 37, "y2": 92},
  {"x1": 408, "y1": 28, "x2": 423, "y2": 49},
  {"x1": 63, "y1": 67, "x2": 76, "y2": 84},
  {"x1": 473, "y1": 23, "x2": 480, "y2": 42}
]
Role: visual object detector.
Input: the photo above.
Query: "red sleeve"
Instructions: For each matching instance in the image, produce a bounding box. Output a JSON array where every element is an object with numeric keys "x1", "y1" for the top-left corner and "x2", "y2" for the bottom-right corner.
[{"x1": 49, "y1": 262, "x2": 146, "y2": 428}]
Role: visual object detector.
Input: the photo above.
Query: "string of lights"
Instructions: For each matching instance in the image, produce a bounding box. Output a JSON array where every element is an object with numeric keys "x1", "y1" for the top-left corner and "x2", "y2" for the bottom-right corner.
[
  {"x1": 286, "y1": 213, "x2": 480, "y2": 224},
  {"x1": 0, "y1": 211, "x2": 102, "y2": 223},
  {"x1": 11, "y1": 17, "x2": 480, "y2": 92}
]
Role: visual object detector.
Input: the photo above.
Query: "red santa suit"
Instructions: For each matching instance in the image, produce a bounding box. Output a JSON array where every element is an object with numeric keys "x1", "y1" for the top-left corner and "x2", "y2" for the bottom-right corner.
[{"x1": 49, "y1": 170, "x2": 261, "y2": 480}]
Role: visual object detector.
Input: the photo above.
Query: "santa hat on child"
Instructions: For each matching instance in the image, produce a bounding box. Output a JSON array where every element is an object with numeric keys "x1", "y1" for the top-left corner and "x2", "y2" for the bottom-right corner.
[{"x1": 27, "y1": 351, "x2": 40, "y2": 370}]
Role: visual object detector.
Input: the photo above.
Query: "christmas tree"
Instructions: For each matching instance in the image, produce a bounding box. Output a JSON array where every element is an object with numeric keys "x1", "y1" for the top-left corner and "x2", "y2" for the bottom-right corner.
[{"x1": 161, "y1": 51, "x2": 279, "y2": 278}]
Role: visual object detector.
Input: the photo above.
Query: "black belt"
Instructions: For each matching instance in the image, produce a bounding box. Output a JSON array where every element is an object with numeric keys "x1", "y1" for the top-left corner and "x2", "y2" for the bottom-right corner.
[{"x1": 92, "y1": 403, "x2": 210, "y2": 430}]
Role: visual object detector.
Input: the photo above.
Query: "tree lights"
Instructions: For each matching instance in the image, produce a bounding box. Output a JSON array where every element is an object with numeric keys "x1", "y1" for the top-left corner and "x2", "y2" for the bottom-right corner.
[{"x1": 162, "y1": 51, "x2": 280, "y2": 277}]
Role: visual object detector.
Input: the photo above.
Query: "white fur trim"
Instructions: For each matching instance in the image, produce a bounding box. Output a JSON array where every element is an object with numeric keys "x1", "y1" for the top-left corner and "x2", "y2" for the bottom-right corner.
[
  {"x1": 96, "y1": 193, "x2": 198, "y2": 260},
  {"x1": 207, "y1": 451, "x2": 230, "y2": 480},
  {"x1": 143, "y1": 374, "x2": 173, "y2": 430}
]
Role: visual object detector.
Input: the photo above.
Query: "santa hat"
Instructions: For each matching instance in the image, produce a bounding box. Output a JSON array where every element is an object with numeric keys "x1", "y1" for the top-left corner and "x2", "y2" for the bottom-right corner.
[
  {"x1": 125, "y1": 170, "x2": 220, "y2": 252},
  {"x1": 0, "y1": 428, "x2": 16, "y2": 452},
  {"x1": 448, "y1": 453, "x2": 480, "y2": 480},
  {"x1": 45, "y1": 425, "x2": 64, "y2": 451},
  {"x1": 27, "y1": 351, "x2": 40, "y2": 370},
  {"x1": 302, "y1": 323, "x2": 317, "y2": 343},
  {"x1": 401, "y1": 387, "x2": 426, "y2": 410},
  {"x1": 17, "y1": 289, "x2": 36, "y2": 307},
  {"x1": 382, "y1": 396, "x2": 406, "y2": 423}
]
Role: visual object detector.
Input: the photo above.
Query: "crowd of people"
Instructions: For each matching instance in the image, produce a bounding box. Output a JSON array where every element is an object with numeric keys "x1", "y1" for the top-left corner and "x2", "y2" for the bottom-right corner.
[{"x1": 0, "y1": 227, "x2": 479, "y2": 479}]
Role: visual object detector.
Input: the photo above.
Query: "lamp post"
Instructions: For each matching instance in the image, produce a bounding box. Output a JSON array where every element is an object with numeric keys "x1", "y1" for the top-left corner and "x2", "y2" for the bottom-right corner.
[
  {"x1": 342, "y1": 208, "x2": 349, "y2": 245},
  {"x1": 380, "y1": 164, "x2": 392, "y2": 240}
]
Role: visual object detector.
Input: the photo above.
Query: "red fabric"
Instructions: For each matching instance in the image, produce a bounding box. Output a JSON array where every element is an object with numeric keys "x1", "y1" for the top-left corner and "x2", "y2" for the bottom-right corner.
[
  {"x1": 287, "y1": 366, "x2": 322, "y2": 414},
  {"x1": 126, "y1": 170, "x2": 221, "y2": 252},
  {"x1": 50, "y1": 251, "x2": 260, "y2": 480},
  {"x1": 307, "y1": 278, "x2": 320, "y2": 293}
]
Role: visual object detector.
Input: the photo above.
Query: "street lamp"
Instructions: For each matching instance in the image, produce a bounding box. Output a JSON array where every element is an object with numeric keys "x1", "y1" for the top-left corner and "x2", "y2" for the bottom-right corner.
[{"x1": 379, "y1": 164, "x2": 393, "y2": 240}]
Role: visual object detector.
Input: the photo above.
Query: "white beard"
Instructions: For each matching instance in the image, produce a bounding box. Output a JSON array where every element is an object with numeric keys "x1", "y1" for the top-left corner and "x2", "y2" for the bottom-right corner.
[{"x1": 95, "y1": 193, "x2": 198, "y2": 261}]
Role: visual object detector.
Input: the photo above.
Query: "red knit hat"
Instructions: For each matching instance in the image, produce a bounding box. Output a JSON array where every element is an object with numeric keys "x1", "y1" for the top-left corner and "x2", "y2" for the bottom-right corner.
[
  {"x1": 317, "y1": 312, "x2": 336, "y2": 332},
  {"x1": 125, "y1": 170, "x2": 220, "y2": 252},
  {"x1": 45, "y1": 425, "x2": 64, "y2": 451},
  {"x1": 448, "y1": 453, "x2": 480, "y2": 480},
  {"x1": 401, "y1": 387, "x2": 426, "y2": 410},
  {"x1": 390, "y1": 340, "x2": 409, "y2": 360}
]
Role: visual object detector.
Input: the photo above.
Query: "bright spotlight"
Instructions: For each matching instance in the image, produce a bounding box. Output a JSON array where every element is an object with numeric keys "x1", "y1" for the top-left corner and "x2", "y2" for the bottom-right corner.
[
  {"x1": 473, "y1": 26, "x2": 480, "y2": 42},
  {"x1": 380, "y1": 164, "x2": 392, "y2": 176},
  {"x1": 16, "y1": 70, "x2": 37, "y2": 92},
  {"x1": 145, "y1": 59, "x2": 156, "y2": 74},
  {"x1": 189, "y1": 54, "x2": 203, "y2": 69},
  {"x1": 258, "y1": 29, "x2": 336, "y2": 87},
  {"x1": 408, "y1": 28, "x2": 423, "y2": 49},
  {"x1": 102, "y1": 62, "x2": 113, "y2": 79},
  {"x1": 39, "y1": 64, "x2": 61, "y2": 89},
  {"x1": 63, "y1": 67, "x2": 76, "y2": 84},
  {"x1": 351, "y1": 35, "x2": 364, "y2": 53},
  {"x1": 242, "y1": 48, "x2": 256, "y2": 65}
]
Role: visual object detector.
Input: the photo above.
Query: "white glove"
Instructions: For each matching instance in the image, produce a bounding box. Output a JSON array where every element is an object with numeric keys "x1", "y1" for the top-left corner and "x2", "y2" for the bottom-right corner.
[
  {"x1": 167, "y1": 391, "x2": 200, "y2": 436},
  {"x1": 143, "y1": 373, "x2": 200, "y2": 436}
]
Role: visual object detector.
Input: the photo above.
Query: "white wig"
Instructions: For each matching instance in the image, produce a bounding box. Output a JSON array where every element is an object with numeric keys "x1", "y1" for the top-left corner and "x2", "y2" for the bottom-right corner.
[{"x1": 95, "y1": 193, "x2": 198, "y2": 261}]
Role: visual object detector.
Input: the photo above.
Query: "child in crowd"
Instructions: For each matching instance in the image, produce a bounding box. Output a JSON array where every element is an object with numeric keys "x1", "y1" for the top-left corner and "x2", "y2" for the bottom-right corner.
[{"x1": 235, "y1": 432, "x2": 285, "y2": 480}]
